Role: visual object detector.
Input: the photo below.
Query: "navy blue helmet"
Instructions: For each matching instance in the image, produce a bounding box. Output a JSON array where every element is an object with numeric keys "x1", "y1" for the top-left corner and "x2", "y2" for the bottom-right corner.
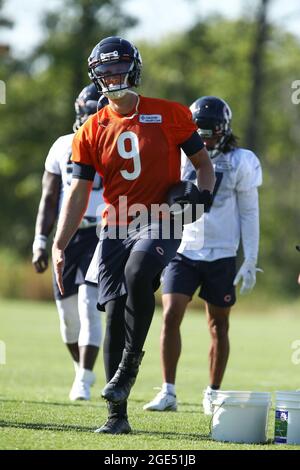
[
  {"x1": 88, "y1": 36, "x2": 142, "y2": 99},
  {"x1": 190, "y1": 96, "x2": 232, "y2": 155},
  {"x1": 73, "y1": 83, "x2": 108, "y2": 131}
]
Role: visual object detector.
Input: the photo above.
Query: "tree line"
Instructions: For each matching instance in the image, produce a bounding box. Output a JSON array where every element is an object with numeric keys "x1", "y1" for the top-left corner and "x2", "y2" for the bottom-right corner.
[{"x1": 0, "y1": 0, "x2": 299, "y2": 297}]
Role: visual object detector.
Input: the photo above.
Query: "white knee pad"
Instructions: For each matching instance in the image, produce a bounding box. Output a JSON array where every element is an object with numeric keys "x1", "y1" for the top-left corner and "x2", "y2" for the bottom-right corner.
[
  {"x1": 56, "y1": 294, "x2": 80, "y2": 344},
  {"x1": 78, "y1": 283, "x2": 102, "y2": 347}
]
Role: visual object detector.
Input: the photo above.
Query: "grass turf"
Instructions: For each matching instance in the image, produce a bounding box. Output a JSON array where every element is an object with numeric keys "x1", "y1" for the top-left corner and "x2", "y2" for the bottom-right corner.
[{"x1": 1, "y1": 298, "x2": 300, "y2": 450}]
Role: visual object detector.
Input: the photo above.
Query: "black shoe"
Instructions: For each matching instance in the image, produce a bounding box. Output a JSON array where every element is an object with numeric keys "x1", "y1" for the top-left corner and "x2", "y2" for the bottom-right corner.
[
  {"x1": 102, "y1": 350, "x2": 144, "y2": 403},
  {"x1": 94, "y1": 416, "x2": 132, "y2": 434}
]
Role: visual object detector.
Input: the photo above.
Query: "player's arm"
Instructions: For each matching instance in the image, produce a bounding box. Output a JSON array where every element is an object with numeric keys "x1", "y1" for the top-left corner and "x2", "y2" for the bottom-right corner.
[
  {"x1": 52, "y1": 173, "x2": 93, "y2": 295},
  {"x1": 188, "y1": 146, "x2": 215, "y2": 194},
  {"x1": 233, "y1": 154, "x2": 263, "y2": 294},
  {"x1": 233, "y1": 187, "x2": 260, "y2": 294},
  {"x1": 32, "y1": 171, "x2": 61, "y2": 273},
  {"x1": 181, "y1": 131, "x2": 215, "y2": 211}
]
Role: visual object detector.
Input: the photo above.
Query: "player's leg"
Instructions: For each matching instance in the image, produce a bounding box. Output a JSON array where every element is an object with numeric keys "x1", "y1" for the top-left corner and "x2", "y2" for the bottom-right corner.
[
  {"x1": 143, "y1": 293, "x2": 189, "y2": 412},
  {"x1": 144, "y1": 254, "x2": 199, "y2": 411},
  {"x1": 69, "y1": 283, "x2": 101, "y2": 400},
  {"x1": 55, "y1": 294, "x2": 80, "y2": 371},
  {"x1": 200, "y1": 257, "x2": 236, "y2": 414},
  {"x1": 161, "y1": 293, "x2": 190, "y2": 384},
  {"x1": 206, "y1": 302, "x2": 231, "y2": 389},
  {"x1": 78, "y1": 283, "x2": 101, "y2": 370},
  {"x1": 94, "y1": 230, "x2": 135, "y2": 433},
  {"x1": 95, "y1": 295, "x2": 130, "y2": 434},
  {"x1": 52, "y1": 232, "x2": 83, "y2": 371},
  {"x1": 102, "y1": 227, "x2": 181, "y2": 404},
  {"x1": 101, "y1": 251, "x2": 163, "y2": 404}
]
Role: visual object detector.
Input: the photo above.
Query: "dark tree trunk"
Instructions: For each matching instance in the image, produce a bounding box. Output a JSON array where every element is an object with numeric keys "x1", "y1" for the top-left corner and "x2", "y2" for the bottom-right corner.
[{"x1": 245, "y1": 0, "x2": 270, "y2": 152}]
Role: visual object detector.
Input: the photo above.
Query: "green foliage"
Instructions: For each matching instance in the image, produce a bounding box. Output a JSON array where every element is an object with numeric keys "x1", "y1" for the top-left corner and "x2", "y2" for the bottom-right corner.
[
  {"x1": 0, "y1": 0, "x2": 136, "y2": 254},
  {"x1": 0, "y1": 3, "x2": 299, "y2": 297}
]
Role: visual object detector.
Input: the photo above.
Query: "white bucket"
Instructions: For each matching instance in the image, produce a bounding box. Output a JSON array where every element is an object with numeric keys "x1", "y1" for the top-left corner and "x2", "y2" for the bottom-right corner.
[
  {"x1": 211, "y1": 390, "x2": 272, "y2": 444},
  {"x1": 274, "y1": 391, "x2": 300, "y2": 444}
]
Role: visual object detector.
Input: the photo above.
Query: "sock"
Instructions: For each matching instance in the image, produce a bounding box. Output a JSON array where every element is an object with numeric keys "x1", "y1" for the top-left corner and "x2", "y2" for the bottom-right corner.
[
  {"x1": 73, "y1": 361, "x2": 79, "y2": 373},
  {"x1": 208, "y1": 385, "x2": 220, "y2": 391},
  {"x1": 76, "y1": 367, "x2": 95, "y2": 384},
  {"x1": 162, "y1": 382, "x2": 176, "y2": 396}
]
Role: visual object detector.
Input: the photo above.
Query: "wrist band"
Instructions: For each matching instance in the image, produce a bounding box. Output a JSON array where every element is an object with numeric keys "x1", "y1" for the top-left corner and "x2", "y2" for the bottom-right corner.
[{"x1": 32, "y1": 234, "x2": 48, "y2": 253}]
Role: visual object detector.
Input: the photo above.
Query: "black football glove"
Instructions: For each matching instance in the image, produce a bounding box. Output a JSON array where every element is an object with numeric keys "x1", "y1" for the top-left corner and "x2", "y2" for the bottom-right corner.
[{"x1": 198, "y1": 189, "x2": 213, "y2": 213}]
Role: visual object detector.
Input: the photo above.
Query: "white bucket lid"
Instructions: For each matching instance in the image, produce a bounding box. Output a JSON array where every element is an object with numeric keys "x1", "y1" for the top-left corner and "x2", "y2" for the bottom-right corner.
[
  {"x1": 276, "y1": 391, "x2": 300, "y2": 400},
  {"x1": 212, "y1": 390, "x2": 271, "y2": 406},
  {"x1": 275, "y1": 391, "x2": 300, "y2": 408}
]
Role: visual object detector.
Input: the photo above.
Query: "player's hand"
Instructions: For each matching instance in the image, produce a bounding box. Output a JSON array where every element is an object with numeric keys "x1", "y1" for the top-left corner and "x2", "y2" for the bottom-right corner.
[
  {"x1": 32, "y1": 249, "x2": 49, "y2": 273},
  {"x1": 52, "y1": 244, "x2": 65, "y2": 295},
  {"x1": 233, "y1": 260, "x2": 262, "y2": 295},
  {"x1": 198, "y1": 189, "x2": 213, "y2": 213}
]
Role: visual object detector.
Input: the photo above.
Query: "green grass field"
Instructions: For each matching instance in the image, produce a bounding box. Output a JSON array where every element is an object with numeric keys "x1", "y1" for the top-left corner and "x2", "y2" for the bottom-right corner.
[{"x1": 1, "y1": 298, "x2": 300, "y2": 450}]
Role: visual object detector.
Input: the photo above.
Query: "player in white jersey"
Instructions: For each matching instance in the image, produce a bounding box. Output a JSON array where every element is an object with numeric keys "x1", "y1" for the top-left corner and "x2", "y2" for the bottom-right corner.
[
  {"x1": 144, "y1": 96, "x2": 262, "y2": 414},
  {"x1": 32, "y1": 84, "x2": 108, "y2": 400}
]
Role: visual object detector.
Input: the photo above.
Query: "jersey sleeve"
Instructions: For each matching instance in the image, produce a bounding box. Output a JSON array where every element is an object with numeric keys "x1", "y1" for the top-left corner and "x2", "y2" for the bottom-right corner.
[
  {"x1": 71, "y1": 122, "x2": 94, "y2": 166},
  {"x1": 236, "y1": 150, "x2": 262, "y2": 192},
  {"x1": 44, "y1": 138, "x2": 62, "y2": 175},
  {"x1": 170, "y1": 102, "x2": 199, "y2": 146}
]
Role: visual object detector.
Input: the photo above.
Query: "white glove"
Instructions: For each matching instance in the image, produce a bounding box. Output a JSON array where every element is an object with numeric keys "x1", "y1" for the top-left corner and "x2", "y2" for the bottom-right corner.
[{"x1": 233, "y1": 260, "x2": 258, "y2": 295}]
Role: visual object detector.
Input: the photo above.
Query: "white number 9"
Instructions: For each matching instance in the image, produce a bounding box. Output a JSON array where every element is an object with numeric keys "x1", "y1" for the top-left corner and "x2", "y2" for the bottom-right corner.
[{"x1": 117, "y1": 131, "x2": 141, "y2": 180}]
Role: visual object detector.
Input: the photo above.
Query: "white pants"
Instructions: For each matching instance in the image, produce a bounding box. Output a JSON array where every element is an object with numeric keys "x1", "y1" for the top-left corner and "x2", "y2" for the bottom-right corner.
[{"x1": 55, "y1": 284, "x2": 102, "y2": 347}]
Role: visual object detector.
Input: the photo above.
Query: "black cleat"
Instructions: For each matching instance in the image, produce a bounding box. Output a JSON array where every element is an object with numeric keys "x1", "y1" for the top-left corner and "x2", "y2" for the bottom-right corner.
[
  {"x1": 94, "y1": 417, "x2": 132, "y2": 434},
  {"x1": 102, "y1": 350, "x2": 144, "y2": 403}
]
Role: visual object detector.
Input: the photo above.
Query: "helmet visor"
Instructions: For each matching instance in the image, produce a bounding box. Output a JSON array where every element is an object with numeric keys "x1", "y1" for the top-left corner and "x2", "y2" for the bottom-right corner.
[{"x1": 93, "y1": 61, "x2": 132, "y2": 78}]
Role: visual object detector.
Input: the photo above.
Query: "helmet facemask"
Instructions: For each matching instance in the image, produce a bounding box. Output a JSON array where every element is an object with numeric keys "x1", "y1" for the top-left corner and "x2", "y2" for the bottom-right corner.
[
  {"x1": 196, "y1": 113, "x2": 232, "y2": 157},
  {"x1": 90, "y1": 58, "x2": 136, "y2": 99},
  {"x1": 197, "y1": 122, "x2": 231, "y2": 158}
]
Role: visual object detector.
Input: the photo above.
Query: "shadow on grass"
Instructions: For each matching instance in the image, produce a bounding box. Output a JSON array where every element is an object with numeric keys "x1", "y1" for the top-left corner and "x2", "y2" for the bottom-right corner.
[
  {"x1": 0, "y1": 397, "x2": 104, "y2": 408},
  {"x1": 0, "y1": 420, "x2": 94, "y2": 433},
  {"x1": 134, "y1": 429, "x2": 210, "y2": 441},
  {"x1": 0, "y1": 419, "x2": 211, "y2": 441}
]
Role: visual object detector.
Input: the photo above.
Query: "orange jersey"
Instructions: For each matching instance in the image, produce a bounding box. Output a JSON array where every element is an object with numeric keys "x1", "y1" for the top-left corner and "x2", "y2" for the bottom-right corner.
[{"x1": 72, "y1": 95, "x2": 198, "y2": 224}]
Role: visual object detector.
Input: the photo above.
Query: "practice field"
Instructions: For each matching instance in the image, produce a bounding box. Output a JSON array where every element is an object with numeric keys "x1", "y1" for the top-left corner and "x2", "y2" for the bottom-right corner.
[{"x1": 1, "y1": 298, "x2": 300, "y2": 450}]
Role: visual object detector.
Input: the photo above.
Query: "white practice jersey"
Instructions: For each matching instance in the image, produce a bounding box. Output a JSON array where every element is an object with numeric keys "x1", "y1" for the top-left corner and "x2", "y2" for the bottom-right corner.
[
  {"x1": 45, "y1": 133, "x2": 104, "y2": 219},
  {"x1": 179, "y1": 148, "x2": 262, "y2": 261}
]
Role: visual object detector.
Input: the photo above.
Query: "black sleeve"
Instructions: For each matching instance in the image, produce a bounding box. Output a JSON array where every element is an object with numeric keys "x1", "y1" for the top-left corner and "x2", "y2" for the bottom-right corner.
[
  {"x1": 72, "y1": 162, "x2": 96, "y2": 181},
  {"x1": 180, "y1": 131, "x2": 204, "y2": 156}
]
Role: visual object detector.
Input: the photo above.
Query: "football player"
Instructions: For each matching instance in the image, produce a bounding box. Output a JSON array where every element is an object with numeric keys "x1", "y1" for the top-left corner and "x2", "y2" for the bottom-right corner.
[
  {"x1": 144, "y1": 96, "x2": 262, "y2": 415},
  {"x1": 51, "y1": 36, "x2": 215, "y2": 434},
  {"x1": 32, "y1": 84, "x2": 107, "y2": 401}
]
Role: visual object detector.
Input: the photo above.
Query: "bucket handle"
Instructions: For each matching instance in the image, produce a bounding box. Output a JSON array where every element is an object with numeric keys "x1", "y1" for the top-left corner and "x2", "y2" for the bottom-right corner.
[{"x1": 209, "y1": 400, "x2": 225, "y2": 436}]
